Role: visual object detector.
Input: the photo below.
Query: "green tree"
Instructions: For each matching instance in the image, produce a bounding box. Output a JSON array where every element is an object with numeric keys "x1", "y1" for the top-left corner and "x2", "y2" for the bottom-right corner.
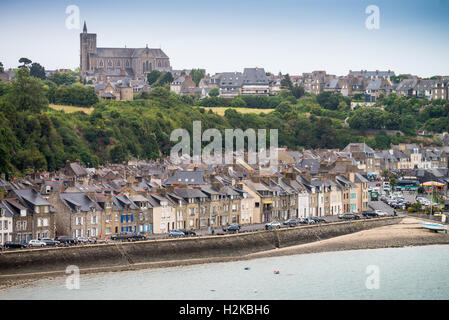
[
  {"x1": 147, "y1": 70, "x2": 162, "y2": 85},
  {"x1": 190, "y1": 69, "x2": 205, "y2": 87},
  {"x1": 280, "y1": 74, "x2": 293, "y2": 91},
  {"x1": 18, "y1": 57, "x2": 32, "y2": 68},
  {"x1": 209, "y1": 88, "x2": 219, "y2": 97},
  {"x1": 158, "y1": 72, "x2": 174, "y2": 86},
  {"x1": 230, "y1": 97, "x2": 247, "y2": 108},
  {"x1": 29, "y1": 62, "x2": 46, "y2": 79},
  {"x1": 0, "y1": 62, "x2": 4, "y2": 73},
  {"x1": 375, "y1": 131, "x2": 391, "y2": 149},
  {"x1": 47, "y1": 72, "x2": 76, "y2": 86},
  {"x1": 8, "y1": 68, "x2": 48, "y2": 113}
]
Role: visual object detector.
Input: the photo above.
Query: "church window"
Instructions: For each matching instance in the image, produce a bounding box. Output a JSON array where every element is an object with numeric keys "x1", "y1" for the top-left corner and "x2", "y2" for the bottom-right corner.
[
  {"x1": 126, "y1": 60, "x2": 130, "y2": 67},
  {"x1": 116, "y1": 60, "x2": 121, "y2": 67},
  {"x1": 99, "y1": 60, "x2": 104, "y2": 67},
  {"x1": 158, "y1": 61, "x2": 161, "y2": 67},
  {"x1": 108, "y1": 60, "x2": 112, "y2": 67}
]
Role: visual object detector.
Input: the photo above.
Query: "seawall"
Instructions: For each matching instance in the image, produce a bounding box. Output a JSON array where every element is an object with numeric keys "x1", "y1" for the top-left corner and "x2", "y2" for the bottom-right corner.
[{"x1": 0, "y1": 217, "x2": 402, "y2": 286}]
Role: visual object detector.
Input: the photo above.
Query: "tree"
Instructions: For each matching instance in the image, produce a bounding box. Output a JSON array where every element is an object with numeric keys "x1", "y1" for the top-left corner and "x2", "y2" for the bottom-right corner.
[
  {"x1": 316, "y1": 91, "x2": 340, "y2": 110},
  {"x1": 0, "y1": 62, "x2": 4, "y2": 73},
  {"x1": 8, "y1": 67, "x2": 48, "y2": 113},
  {"x1": 275, "y1": 101, "x2": 293, "y2": 114},
  {"x1": 110, "y1": 144, "x2": 128, "y2": 163},
  {"x1": 190, "y1": 69, "x2": 205, "y2": 87},
  {"x1": 147, "y1": 70, "x2": 162, "y2": 85},
  {"x1": 18, "y1": 57, "x2": 32, "y2": 68},
  {"x1": 292, "y1": 85, "x2": 305, "y2": 99},
  {"x1": 375, "y1": 131, "x2": 390, "y2": 149},
  {"x1": 230, "y1": 97, "x2": 247, "y2": 108},
  {"x1": 209, "y1": 88, "x2": 219, "y2": 97},
  {"x1": 280, "y1": 74, "x2": 293, "y2": 91},
  {"x1": 158, "y1": 72, "x2": 174, "y2": 86},
  {"x1": 47, "y1": 72, "x2": 76, "y2": 86},
  {"x1": 30, "y1": 62, "x2": 46, "y2": 79}
]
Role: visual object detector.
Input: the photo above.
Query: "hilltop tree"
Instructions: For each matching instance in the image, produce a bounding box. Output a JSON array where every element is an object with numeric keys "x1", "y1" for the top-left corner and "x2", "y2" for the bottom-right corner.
[
  {"x1": 18, "y1": 57, "x2": 32, "y2": 68},
  {"x1": 190, "y1": 69, "x2": 205, "y2": 87},
  {"x1": 158, "y1": 72, "x2": 174, "y2": 86},
  {"x1": 0, "y1": 62, "x2": 4, "y2": 73},
  {"x1": 47, "y1": 72, "x2": 76, "y2": 86},
  {"x1": 7, "y1": 67, "x2": 48, "y2": 113},
  {"x1": 147, "y1": 70, "x2": 162, "y2": 85},
  {"x1": 280, "y1": 74, "x2": 293, "y2": 91},
  {"x1": 30, "y1": 62, "x2": 46, "y2": 79}
]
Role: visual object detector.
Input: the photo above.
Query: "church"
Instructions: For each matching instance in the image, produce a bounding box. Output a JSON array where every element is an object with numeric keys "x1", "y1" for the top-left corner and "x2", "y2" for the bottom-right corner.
[{"x1": 80, "y1": 22, "x2": 171, "y2": 82}]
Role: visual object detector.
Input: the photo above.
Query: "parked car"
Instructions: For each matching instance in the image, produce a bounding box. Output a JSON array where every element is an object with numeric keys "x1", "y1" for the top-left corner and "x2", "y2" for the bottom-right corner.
[
  {"x1": 110, "y1": 232, "x2": 134, "y2": 241},
  {"x1": 168, "y1": 230, "x2": 186, "y2": 237},
  {"x1": 374, "y1": 210, "x2": 388, "y2": 216},
  {"x1": 265, "y1": 221, "x2": 281, "y2": 230},
  {"x1": 55, "y1": 236, "x2": 78, "y2": 245},
  {"x1": 283, "y1": 219, "x2": 298, "y2": 227},
  {"x1": 40, "y1": 238, "x2": 59, "y2": 246},
  {"x1": 3, "y1": 241, "x2": 27, "y2": 249},
  {"x1": 299, "y1": 217, "x2": 315, "y2": 225},
  {"x1": 131, "y1": 233, "x2": 148, "y2": 241},
  {"x1": 76, "y1": 237, "x2": 90, "y2": 244},
  {"x1": 362, "y1": 211, "x2": 379, "y2": 218},
  {"x1": 178, "y1": 229, "x2": 197, "y2": 236},
  {"x1": 28, "y1": 239, "x2": 46, "y2": 248},
  {"x1": 223, "y1": 224, "x2": 241, "y2": 233},
  {"x1": 338, "y1": 213, "x2": 361, "y2": 220},
  {"x1": 310, "y1": 216, "x2": 326, "y2": 223}
]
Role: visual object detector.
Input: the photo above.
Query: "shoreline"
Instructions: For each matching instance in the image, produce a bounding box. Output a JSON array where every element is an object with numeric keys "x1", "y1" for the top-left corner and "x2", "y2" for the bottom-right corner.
[{"x1": 1, "y1": 216, "x2": 448, "y2": 291}]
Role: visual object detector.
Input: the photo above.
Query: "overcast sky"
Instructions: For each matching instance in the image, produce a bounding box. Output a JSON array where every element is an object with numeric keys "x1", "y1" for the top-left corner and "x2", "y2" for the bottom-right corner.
[{"x1": 1, "y1": 0, "x2": 449, "y2": 77}]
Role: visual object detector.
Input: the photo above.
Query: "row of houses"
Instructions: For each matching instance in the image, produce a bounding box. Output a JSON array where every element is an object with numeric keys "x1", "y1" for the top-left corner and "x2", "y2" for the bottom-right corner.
[
  {"x1": 0, "y1": 159, "x2": 370, "y2": 243},
  {"x1": 169, "y1": 68, "x2": 449, "y2": 102}
]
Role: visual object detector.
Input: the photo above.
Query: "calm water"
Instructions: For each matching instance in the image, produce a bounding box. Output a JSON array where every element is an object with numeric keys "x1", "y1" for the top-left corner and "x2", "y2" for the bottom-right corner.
[{"x1": 1, "y1": 245, "x2": 449, "y2": 299}]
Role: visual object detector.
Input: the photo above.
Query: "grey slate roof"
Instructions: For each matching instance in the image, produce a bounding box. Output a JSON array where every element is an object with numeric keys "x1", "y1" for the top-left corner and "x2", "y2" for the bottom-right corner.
[
  {"x1": 242, "y1": 68, "x2": 268, "y2": 85},
  {"x1": 164, "y1": 171, "x2": 206, "y2": 185},
  {"x1": 14, "y1": 189, "x2": 50, "y2": 207},
  {"x1": 95, "y1": 47, "x2": 169, "y2": 59},
  {"x1": 60, "y1": 192, "x2": 100, "y2": 212}
]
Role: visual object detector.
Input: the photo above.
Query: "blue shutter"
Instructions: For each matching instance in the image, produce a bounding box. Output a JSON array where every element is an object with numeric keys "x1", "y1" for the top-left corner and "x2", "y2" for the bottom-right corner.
[{"x1": 131, "y1": 214, "x2": 134, "y2": 222}]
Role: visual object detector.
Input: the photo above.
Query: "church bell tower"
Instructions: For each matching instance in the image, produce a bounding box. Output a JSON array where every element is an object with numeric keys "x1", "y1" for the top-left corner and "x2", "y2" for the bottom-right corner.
[{"x1": 80, "y1": 21, "x2": 97, "y2": 78}]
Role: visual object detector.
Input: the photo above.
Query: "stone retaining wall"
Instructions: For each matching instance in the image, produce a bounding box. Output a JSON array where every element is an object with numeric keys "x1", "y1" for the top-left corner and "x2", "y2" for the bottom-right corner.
[{"x1": 0, "y1": 217, "x2": 402, "y2": 280}]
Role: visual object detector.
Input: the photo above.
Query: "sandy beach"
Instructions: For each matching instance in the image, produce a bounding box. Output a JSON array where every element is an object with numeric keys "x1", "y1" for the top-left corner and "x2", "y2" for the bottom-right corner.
[
  {"x1": 1, "y1": 216, "x2": 448, "y2": 290},
  {"x1": 246, "y1": 216, "x2": 449, "y2": 258}
]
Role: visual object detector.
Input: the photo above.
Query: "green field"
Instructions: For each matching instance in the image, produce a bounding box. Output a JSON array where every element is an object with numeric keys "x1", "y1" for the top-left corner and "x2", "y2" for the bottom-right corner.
[
  {"x1": 49, "y1": 104, "x2": 94, "y2": 114},
  {"x1": 203, "y1": 107, "x2": 274, "y2": 116}
]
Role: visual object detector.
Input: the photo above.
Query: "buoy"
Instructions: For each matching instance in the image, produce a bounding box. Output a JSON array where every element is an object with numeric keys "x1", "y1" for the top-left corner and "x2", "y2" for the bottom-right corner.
[
  {"x1": 244, "y1": 267, "x2": 250, "y2": 270},
  {"x1": 274, "y1": 270, "x2": 280, "y2": 274}
]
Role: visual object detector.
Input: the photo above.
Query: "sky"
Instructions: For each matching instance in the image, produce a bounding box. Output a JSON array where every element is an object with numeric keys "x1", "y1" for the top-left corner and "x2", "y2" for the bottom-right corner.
[{"x1": 0, "y1": 0, "x2": 449, "y2": 77}]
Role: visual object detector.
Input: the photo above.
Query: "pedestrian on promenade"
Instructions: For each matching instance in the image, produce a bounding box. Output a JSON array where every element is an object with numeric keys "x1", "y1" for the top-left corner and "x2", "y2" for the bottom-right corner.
[
  {"x1": 394, "y1": 209, "x2": 397, "y2": 216},
  {"x1": 211, "y1": 228, "x2": 215, "y2": 235}
]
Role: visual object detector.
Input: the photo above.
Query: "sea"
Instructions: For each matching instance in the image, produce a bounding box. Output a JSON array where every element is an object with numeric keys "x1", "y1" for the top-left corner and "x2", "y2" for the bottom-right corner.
[{"x1": 1, "y1": 245, "x2": 448, "y2": 300}]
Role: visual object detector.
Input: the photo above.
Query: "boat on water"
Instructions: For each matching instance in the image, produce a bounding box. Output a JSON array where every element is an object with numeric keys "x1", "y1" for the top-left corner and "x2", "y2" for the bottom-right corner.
[{"x1": 420, "y1": 222, "x2": 448, "y2": 233}]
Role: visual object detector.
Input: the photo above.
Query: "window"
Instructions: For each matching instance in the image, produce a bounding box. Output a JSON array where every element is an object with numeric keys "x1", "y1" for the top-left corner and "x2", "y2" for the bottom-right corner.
[
  {"x1": 91, "y1": 216, "x2": 97, "y2": 224},
  {"x1": 43, "y1": 218, "x2": 48, "y2": 227}
]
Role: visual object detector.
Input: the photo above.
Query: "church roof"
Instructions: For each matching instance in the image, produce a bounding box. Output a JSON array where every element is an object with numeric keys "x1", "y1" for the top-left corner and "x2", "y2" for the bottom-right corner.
[{"x1": 95, "y1": 47, "x2": 169, "y2": 59}]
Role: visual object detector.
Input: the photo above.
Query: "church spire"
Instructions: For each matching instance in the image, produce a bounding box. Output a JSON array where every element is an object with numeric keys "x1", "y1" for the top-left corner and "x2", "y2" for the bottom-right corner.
[{"x1": 83, "y1": 21, "x2": 87, "y2": 33}]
